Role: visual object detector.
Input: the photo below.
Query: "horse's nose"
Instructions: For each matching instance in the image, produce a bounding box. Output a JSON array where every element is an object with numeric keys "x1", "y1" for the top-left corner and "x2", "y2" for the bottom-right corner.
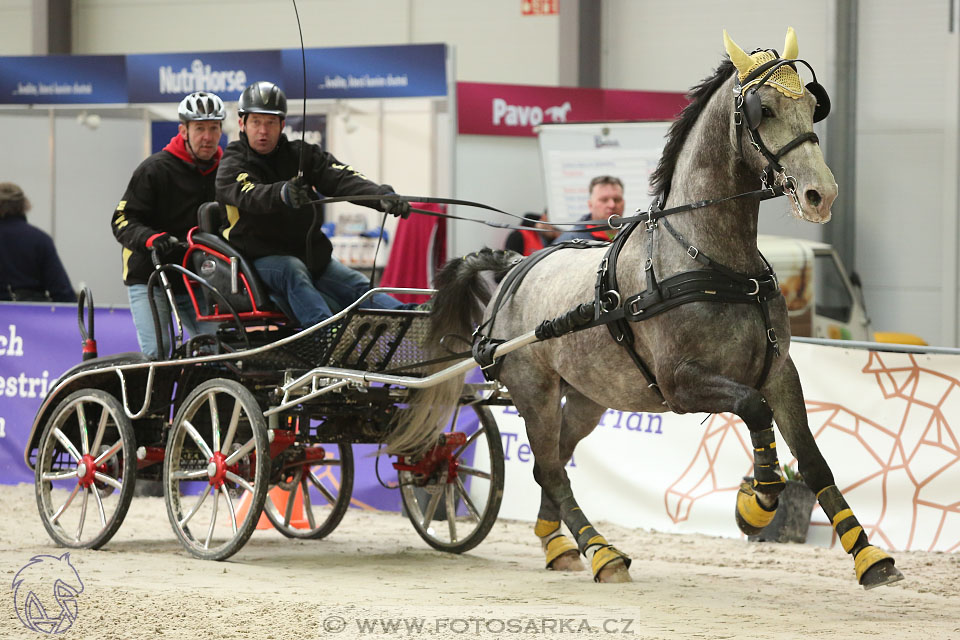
[{"x1": 802, "y1": 182, "x2": 837, "y2": 222}]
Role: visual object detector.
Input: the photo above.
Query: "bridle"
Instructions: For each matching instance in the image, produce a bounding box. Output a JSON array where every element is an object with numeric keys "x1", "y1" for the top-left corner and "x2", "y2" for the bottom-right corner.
[{"x1": 733, "y1": 56, "x2": 829, "y2": 217}]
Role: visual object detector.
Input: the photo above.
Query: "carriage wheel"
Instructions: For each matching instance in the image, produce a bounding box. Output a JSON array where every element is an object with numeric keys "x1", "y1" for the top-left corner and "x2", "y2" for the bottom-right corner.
[
  {"x1": 263, "y1": 443, "x2": 354, "y2": 539},
  {"x1": 163, "y1": 378, "x2": 269, "y2": 561},
  {"x1": 398, "y1": 402, "x2": 504, "y2": 554},
  {"x1": 34, "y1": 389, "x2": 137, "y2": 550}
]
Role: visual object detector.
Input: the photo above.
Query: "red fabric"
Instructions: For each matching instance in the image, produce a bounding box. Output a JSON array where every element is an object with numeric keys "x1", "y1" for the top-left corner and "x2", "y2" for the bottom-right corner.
[
  {"x1": 519, "y1": 228, "x2": 544, "y2": 255},
  {"x1": 163, "y1": 134, "x2": 223, "y2": 176},
  {"x1": 379, "y1": 202, "x2": 447, "y2": 303}
]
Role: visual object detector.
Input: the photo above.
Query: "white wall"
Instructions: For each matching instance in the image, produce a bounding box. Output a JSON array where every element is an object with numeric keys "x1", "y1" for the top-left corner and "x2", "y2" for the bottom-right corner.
[
  {"x1": 71, "y1": 0, "x2": 560, "y2": 85},
  {"x1": 855, "y1": 0, "x2": 954, "y2": 345},
  {"x1": 0, "y1": 0, "x2": 32, "y2": 55}
]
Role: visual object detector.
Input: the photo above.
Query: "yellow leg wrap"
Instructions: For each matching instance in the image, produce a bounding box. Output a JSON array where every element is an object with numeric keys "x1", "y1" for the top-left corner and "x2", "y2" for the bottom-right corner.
[
  {"x1": 544, "y1": 535, "x2": 579, "y2": 568},
  {"x1": 590, "y1": 545, "x2": 631, "y2": 581},
  {"x1": 737, "y1": 482, "x2": 777, "y2": 529},
  {"x1": 854, "y1": 545, "x2": 893, "y2": 583},
  {"x1": 840, "y1": 526, "x2": 864, "y2": 553},
  {"x1": 534, "y1": 519, "x2": 560, "y2": 538}
]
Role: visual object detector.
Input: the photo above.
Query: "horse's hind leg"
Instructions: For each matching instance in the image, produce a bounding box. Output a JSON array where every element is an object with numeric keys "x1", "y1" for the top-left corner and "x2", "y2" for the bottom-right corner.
[
  {"x1": 534, "y1": 388, "x2": 604, "y2": 573},
  {"x1": 512, "y1": 380, "x2": 631, "y2": 582},
  {"x1": 764, "y1": 358, "x2": 904, "y2": 589}
]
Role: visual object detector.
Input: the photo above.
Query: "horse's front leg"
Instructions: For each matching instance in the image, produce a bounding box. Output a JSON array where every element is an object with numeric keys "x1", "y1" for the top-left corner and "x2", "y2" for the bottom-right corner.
[
  {"x1": 764, "y1": 357, "x2": 904, "y2": 589},
  {"x1": 667, "y1": 362, "x2": 788, "y2": 535}
]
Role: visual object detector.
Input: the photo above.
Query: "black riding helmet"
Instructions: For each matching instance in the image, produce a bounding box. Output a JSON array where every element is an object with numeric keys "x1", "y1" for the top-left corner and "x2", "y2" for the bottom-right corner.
[{"x1": 238, "y1": 81, "x2": 287, "y2": 119}]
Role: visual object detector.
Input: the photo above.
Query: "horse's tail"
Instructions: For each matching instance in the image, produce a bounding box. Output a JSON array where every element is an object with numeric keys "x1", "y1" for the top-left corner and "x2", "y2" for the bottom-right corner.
[{"x1": 386, "y1": 248, "x2": 520, "y2": 457}]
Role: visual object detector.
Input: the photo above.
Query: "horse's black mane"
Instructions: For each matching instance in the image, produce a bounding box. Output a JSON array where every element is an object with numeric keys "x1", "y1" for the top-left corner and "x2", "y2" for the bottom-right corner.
[{"x1": 649, "y1": 58, "x2": 735, "y2": 197}]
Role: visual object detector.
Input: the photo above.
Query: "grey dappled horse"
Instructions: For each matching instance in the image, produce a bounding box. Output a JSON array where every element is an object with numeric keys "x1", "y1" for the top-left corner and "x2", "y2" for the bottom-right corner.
[{"x1": 407, "y1": 29, "x2": 903, "y2": 589}]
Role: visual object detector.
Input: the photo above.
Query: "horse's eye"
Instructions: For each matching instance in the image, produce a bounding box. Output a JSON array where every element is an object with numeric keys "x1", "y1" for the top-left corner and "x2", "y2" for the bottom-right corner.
[{"x1": 761, "y1": 105, "x2": 775, "y2": 118}]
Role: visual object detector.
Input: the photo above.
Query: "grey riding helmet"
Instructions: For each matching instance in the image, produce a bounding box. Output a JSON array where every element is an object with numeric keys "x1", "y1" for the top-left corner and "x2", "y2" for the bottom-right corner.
[
  {"x1": 237, "y1": 81, "x2": 287, "y2": 118},
  {"x1": 178, "y1": 91, "x2": 227, "y2": 122}
]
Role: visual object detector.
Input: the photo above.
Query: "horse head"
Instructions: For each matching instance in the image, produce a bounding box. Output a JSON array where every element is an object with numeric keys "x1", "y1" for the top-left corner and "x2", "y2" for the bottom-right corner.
[
  {"x1": 12, "y1": 552, "x2": 84, "y2": 633},
  {"x1": 724, "y1": 27, "x2": 837, "y2": 223}
]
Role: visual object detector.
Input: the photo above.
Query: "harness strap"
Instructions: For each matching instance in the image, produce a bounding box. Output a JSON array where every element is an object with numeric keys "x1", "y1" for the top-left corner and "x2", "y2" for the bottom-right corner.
[{"x1": 473, "y1": 239, "x2": 605, "y2": 380}]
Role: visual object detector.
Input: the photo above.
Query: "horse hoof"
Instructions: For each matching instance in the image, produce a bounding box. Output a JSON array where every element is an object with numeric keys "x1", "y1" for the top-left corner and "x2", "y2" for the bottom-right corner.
[
  {"x1": 735, "y1": 481, "x2": 777, "y2": 536},
  {"x1": 860, "y1": 558, "x2": 904, "y2": 590},
  {"x1": 596, "y1": 559, "x2": 632, "y2": 583},
  {"x1": 548, "y1": 550, "x2": 585, "y2": 572}
]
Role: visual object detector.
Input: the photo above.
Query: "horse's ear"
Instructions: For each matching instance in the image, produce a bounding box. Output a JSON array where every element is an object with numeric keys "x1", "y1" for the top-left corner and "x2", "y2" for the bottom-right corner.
[
  {"x1": 783, "y1": 26, "x2": 799, "y2": 60},
  {"x1": 723, "y1": 30, "x2": 753, "y2": 75}
]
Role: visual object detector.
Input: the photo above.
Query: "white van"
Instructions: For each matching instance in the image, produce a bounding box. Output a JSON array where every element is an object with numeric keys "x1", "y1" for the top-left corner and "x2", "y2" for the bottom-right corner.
[{"x1": 758, "y1": 235, "x2": 925, "y2": 345}]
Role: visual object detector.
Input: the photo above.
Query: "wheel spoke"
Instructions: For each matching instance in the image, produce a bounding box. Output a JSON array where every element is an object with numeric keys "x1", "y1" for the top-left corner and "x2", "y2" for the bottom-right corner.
[
  {"x1": 172, "y1": 469, "x2": 208, "y2": 481},
  {"x1": 94, "y1": 439, "x2": 123, "y2": 466},
  {"x1": 445, "y1": 484, "x2": 458, "y2": 542},
  {"x1": 42, "y1": 469, "x2": 78, "y2": 482},
  {"x1": 221, "y1": 486, "x2": 238, "y2": 535},
  {"x1": 208, "y1": 392, "x2": 221, "y2": 454},
  {"x1": 53, "y1": 428, "x2": 82, "y2": 463},
  {"x1": 308, "y1": 470, "x2": 336, "y2": 505},
  {"x1": 284, "y1": 478, "x2": 298, "y2": 526},
  {"x1": 455, "y1": 476, "x2": 481, "y2": 522},
  {"x1": 75, "y1": 487, "x2": 90, "y2": 541},
  {"x1": 182, "y1": 419, "x2": 214, "y2": 460},
  {"x1": 51, "y1": 485, "x2": 81, "y2": 523},
  {"x1": 90, "y1": 406, "x2": 110, "y2": 455},
  {"x1": 224, "y1": 471, "x2": 255, "y2": 495},
  {"x1": 457, "y1": 465, "x2": 491, "y2": 480},
  {"x1": 179, "y1": 484, "x2": 212, "y2": 528},
  {"x1": 75, "y1": 403, "x2": 90, "y2": 455},
  {"x1": 421, "y1": 489, "x2": 442, "y2": 529},
  {"x1": 301, "y1": 476, "x2": 317, "y2": 529},
  {"x1": 220, "y1": 400, "x2": 242, "y2": 454},
  {"x1": 224, "y1": 437, "x2": 256, "y2": 466},
  {"x1": 454, "y1": 427, "x2": 483, "y2": 459},
  {"x1": 204, "y1": 488, "x2": 219, "y2": 549},
  {"x1": 93, "y1": 471, "x2": 122, "y2": 491},
  {"x1": 92, "y1": 482, "x2": 107, "y2": 527}
]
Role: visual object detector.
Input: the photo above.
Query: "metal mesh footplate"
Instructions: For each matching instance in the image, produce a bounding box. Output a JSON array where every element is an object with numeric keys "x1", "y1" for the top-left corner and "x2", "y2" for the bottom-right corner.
[{"x1": 238, "y1": 310, "x2": 434, "y2": 375}]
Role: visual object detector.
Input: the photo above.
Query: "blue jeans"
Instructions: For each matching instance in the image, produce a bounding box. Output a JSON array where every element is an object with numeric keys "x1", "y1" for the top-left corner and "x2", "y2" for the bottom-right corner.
[
  {"x1": 127, "y1": 285, "x2": 217, "y2": 360},
  {"x1": 253, "y1": 255, "x2": 405, "y2": 328}
]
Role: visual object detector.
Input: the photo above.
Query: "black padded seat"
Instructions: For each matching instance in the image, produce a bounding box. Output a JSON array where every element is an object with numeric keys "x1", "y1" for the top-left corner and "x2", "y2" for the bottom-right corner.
[{"x1": 189, "y1": 202, "x2": 280, "y2": 314}]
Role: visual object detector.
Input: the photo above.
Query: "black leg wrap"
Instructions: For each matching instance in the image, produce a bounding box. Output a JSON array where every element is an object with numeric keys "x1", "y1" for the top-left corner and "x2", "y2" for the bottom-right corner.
[
  {"x1": 750, "y1": 427, "x2": 785, "y2": 497},
  {"x1": 817, "y1": 485, "x2": 904, "y2": 588}
]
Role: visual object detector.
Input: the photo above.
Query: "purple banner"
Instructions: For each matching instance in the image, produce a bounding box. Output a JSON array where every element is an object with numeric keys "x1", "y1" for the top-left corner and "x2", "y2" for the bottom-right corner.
[{"x1": 0, "y1": 303, "x2": 140, "y2": 485}]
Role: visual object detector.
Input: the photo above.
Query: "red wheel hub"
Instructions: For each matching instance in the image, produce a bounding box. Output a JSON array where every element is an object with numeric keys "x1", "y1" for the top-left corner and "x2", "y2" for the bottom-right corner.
[
  {"x1": 76, "y1": 454, "x2": 99, "y2": 488},
  {"x1": 208, "y1": 451, "x2": 229, "y2": 488}
]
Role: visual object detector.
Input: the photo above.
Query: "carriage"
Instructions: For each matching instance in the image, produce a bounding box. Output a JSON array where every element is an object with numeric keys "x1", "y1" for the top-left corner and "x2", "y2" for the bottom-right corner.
[{"x1": 22, "y1": 203, "x2": 508, "y2": 561}]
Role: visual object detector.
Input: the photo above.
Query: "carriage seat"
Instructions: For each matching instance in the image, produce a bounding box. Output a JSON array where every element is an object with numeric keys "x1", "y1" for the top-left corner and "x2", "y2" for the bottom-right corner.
[{"x1": 186, "y1": 202, "x2": 287, "y2": 321}]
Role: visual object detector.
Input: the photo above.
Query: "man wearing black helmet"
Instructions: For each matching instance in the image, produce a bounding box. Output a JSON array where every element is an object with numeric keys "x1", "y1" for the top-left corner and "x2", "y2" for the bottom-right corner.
[
  {"x1": 216, "y1": 80, "x2": 413, "y2": 329},
  {"x1": 110, "y1": 91, "x2": 225, "y2": 359}
]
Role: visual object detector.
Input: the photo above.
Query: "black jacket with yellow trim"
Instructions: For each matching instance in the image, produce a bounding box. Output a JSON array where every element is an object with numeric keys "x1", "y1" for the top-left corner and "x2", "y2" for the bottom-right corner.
[
  {"x1": 110, "y1": 138, "x2": 219, "y2": 286},
  {"x1": 215, "y1": 132, "x2": 391, "y2": 273}
]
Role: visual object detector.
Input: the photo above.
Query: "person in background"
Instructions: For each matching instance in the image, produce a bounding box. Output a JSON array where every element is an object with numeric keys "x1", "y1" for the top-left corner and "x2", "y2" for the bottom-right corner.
[
  {"x1": 504, "y1": 210, "x2": 559, "y2": 256},
  {"x1": 216, "y1": 80, "x2": 414, "y2": 329},
  {"x1": 553, "y1": 175, "x2": 625, "y2": 243},
  {"x1": 0, "y1": 182, "x2": 76, "y2": 302},
  {"x1": 110, "y1": 91, "x2": 225, "y2": 359}
]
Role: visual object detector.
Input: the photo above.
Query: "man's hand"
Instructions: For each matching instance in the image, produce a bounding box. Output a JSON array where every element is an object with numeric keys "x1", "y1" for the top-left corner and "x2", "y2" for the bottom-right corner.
[
  {"x1": 145, "y1": 232, "x2": 180, "y2": 256},
  {"x1": 380, "y1": 196, "x2": 411, "y2": 219},
  {"x1": 281, "y1": 177, "x2": 312, "y2": 209}
]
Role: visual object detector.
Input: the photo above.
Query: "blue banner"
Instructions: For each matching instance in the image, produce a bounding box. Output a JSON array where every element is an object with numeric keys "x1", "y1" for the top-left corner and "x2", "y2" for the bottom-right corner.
[
  {"x1": 0, "y1": 303, "x2": 140, "y2": 485},
  {"x1": 284, "y1": 44, "x2": 447, "y2": 99},
  {"x1": 126, "y1": 50, "x2": 282, "y2": 103},
  {"x1": 0, "y1": 55, "x2": 127, "y2": 104}
]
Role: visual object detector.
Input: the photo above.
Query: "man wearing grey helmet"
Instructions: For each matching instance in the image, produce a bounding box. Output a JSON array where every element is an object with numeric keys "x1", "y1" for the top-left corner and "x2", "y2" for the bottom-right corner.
[
  {"x1": 216, "y1": 80, "x2": 414, "y2": 330},
  {"x1": 110, "y1": 91, "x2": 225, "y2": 359}
]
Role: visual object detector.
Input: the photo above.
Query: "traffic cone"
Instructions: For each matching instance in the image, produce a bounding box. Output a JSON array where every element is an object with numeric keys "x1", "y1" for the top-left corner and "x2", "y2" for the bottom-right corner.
[{"x1": 235, "y1": 485, "x2": 310, "y2": 530}]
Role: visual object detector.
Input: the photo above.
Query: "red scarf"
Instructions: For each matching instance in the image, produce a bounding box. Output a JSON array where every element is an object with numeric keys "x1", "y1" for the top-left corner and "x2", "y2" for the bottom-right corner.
[
  {"x1": 519, "y1": 229, "x2": 545, "y2": 255},
  {"x1": 163, "y1": 134, "x2": 223, "y2": 176}
]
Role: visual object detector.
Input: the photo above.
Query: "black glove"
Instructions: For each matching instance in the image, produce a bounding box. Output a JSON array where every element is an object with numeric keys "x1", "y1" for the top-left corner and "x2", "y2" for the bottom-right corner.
[
  {"x1": 146, "y1": 232, "x2": 179, "y2": 256},
  {"x1": 380, "y1": 196, "x2": 411, "y2": 219},
  {"x1": 281, "y1": 177, "x2": 312, "y2": 209}
]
